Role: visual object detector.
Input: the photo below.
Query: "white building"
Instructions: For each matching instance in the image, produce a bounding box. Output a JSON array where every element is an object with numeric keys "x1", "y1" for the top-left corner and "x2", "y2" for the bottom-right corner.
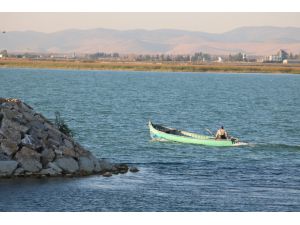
[{"x1": 268, "y1": 55, "x2": 281, "y2": 62}]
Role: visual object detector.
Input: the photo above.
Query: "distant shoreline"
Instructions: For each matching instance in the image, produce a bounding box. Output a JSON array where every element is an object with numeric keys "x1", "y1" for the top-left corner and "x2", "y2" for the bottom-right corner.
[{"x1": 1, "y1": 58, "x2": 300, "y2": 74}]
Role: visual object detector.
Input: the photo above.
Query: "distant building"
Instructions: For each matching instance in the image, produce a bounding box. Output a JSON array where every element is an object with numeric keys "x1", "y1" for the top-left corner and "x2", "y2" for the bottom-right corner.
[
  {"x1": 278, "y1": 49, "x2": 289, "y2": 60},
  {"x1": 264, "y1": 49, "x2": 289, "y2": 63},
  {"x1": 269, "y1": 55, "x2": 281, "y2": 62}
]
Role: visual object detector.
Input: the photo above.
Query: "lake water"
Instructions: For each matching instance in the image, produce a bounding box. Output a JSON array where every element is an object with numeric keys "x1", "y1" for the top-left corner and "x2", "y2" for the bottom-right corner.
[{"x1": 0, "y1": 68, "x2": 300, "y2": 211}]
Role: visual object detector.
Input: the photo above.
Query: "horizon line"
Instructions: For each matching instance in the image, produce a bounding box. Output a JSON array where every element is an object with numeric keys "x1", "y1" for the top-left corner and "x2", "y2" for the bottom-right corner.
[{"x1": 3, "y1": 25, "x2": 300, "y2": 35}]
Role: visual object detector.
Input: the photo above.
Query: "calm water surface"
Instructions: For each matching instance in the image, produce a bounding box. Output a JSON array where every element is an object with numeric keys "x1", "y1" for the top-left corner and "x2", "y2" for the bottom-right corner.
[{"x1": 0, "y1": 68, "x2": 300, "y2": 211}]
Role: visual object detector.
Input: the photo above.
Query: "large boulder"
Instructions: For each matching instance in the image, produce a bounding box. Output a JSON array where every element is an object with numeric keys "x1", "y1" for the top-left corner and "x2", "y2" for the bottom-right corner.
[
  {"x1": 15, "y1": 146, "x2": 42, "y2": 172},
  {"x1": 0, "y1": 125, "x2": 22, "y2": 144},
  {"x1": 47, "y1": 162, "x2": 62, "y2": 174},
  {"x1": 41, "y1": 148, "x2": 56, "y2": 166},
  {"x1": 54, "y1": 157, "x2": 79, "y2": 174},
  {"x1": 0, "y1": 160, "x2": 18, "y2": 176},
  {"x1": 88, "y1": 154, "x2": 101, "y2": 173},
  {"x1": 1, "y1": 117, "x2": 29, "y2": 134},
  {"x1": 1, "y1": 139, "x2": 19, "y2": 156},
  {"x1": 99, "y1": 159, "x2": 114, "y2": 172},
  {"x1": 1, "y1": 107, "x2": 20, "y2": 120},
  {"x1": 78, "y1": 156, "x2": 94, "y2": 174},
  {"x1": 46, "y1": 125, "x2": 62, "y2": 145}
]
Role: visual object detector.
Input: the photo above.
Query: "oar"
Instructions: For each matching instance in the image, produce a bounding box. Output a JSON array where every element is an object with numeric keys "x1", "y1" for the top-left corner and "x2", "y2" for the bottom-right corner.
[{"x1": 205, "y1": 128, "x2": 214, "y2": 137}]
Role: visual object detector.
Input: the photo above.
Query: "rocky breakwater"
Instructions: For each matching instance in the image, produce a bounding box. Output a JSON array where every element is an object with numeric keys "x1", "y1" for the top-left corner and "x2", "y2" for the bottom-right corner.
[{"x1": 0, "y1": 98, "x2": 138, "y2": 178}]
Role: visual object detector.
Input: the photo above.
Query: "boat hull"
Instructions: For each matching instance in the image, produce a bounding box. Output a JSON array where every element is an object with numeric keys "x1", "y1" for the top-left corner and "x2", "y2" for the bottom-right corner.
[{"x1": 149, "y1": 121, "x2": 245, "y2": 147}]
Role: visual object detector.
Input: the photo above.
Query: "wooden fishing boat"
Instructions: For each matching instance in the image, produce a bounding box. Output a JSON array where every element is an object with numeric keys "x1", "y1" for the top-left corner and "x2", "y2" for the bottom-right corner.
[{"x1": 148, "y1": 121, "x2": 247, "y2": 147}]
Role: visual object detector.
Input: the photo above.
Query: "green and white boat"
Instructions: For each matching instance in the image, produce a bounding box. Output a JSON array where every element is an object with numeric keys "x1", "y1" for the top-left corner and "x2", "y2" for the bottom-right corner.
[{"x1": 148, "y1": 121, "x2": 247, "y2": 147}]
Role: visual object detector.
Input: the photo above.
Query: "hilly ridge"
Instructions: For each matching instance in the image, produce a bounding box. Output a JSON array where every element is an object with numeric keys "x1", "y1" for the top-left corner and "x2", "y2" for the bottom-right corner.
[{"x1": 1, "y1": 26, "x2": 300, "y2": 55}]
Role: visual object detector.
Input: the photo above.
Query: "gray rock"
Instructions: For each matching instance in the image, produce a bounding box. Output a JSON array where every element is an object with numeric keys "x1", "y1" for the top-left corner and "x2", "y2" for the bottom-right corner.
[
  {"x1": 47, "y1": 162, "x2": 62, "y2": 173},
  {"x1": 99, "y1": 159, "x2": 114, "y2": 172},
  {"x1": 47, "y1": 138, "x2": 61, "y2": 148},
  {"x1": 28, "y1": 127, "x2": 47, "y2": 141},
  {"x1": 1, "y1": 108, "x2": 17, "y2": 119},
  {"x1": 0, "y1": 160, "x2": 18, "y2": 176},
  {"x1": 14, "y1": 167, "x2": 25, "y2": 176},
  {"x1": 28, "y1": 120, "x2": 45, "y2": 131},
  {"x1": 54, "y1": 157, "x2": 79, "y2": 173},
  {"x1": 16, "y1": 146, "x2": 41, "y2": 160},
  {"x1": 102, "y1": 171, "x2": 112, "y2": 177},
  {"x1": 63, "y1": 138, "x2": 74, "y2": 149},
  {"x1": 1, "y1": 139, "x2": 19, "y2": 156},
  {"x1": 41, "y1": 148, "x2": 55, "y2": 166},
  {"x1": 1, "y1": 117, "x2": 29, "y2": 133},
  {"x1": 60, "y1": 146, "x2": 76, "y2": 158},
  {"x1": 0, "y1": 102, "x2": 14, "y2": 109},
  {"x1": 20, "y1": 101, "x2": 33, "y2": 111},
  {"x1": 21, "y1": 134, "x2": 34, "y2": 145},
  {"x1": 15, "y1": 147, "x2": 42, "y2": 172},
  {"x1": 25, "y1": 172, "x2": 33, "y2": 176},
  {"x1": 54, "y1": 148, "x2": 63, "y2": 156},
  {"x1": 21, "y1": 134, "x2": 42, "y2": 150},
  {"x1": 129, "y1": 166, "x2": 139, "y2": 173},
  {"x1": 78, "y1": 156, "x2": 94, "y2": 173},
  {"x1": 111, "y1": 166, "x2": 119, "y2": 174},
  {"x1": 74, "y1": 144, "x2": 89, "y2": 156},
  {"x1": 34, "y1": 113, "x2": 52, "y2": 125},
  {"x1": 88, "y1": 154, "x2": 101, "y2": 173},
  {"x1": 115, "y1": 163, "x2": 129, "y2": 174},
  {"x1": 17, "y1": 158, "x2": 42, "y2": 173},
  {"x1": 0, "y1": 152, "x2": 9, "y2": 160},
  {"x1": 40, "y1": 168, "x2": 59, "y2": 176},
  {"x1": 0, "y1": 126, "x2": 21, "y2": 144},
  {"x1": 46, "y1": 126, "x2": 62, "y2": 144},
  {"x1": 28, "y1": 121, "x2": 48, "y2": 141},
  {"x1": 22, "y1": 110, "x2": 35, "y2": 122}
]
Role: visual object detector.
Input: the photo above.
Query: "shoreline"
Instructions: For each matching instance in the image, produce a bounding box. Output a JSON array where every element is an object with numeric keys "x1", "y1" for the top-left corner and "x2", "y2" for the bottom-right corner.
[{"x1": 1, "y1": 58, "x2": 300, "y2": 74}]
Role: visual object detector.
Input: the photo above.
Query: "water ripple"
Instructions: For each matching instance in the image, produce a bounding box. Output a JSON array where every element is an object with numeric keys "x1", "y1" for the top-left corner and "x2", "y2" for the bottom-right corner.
[{"x1": 0, "y1": 68, "x2": 300, "y2": 211}]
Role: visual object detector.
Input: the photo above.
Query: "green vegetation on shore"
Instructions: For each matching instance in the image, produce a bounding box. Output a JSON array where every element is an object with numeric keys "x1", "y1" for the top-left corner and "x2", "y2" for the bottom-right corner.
[{"x1": 1, "y1": 58, "x2": 300, "y2": 74}]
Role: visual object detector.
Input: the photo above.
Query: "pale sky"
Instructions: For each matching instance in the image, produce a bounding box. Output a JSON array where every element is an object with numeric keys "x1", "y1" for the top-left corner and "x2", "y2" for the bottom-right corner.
[{"x1": 1, "y1": 12, "x2": 300, "y2": 33}]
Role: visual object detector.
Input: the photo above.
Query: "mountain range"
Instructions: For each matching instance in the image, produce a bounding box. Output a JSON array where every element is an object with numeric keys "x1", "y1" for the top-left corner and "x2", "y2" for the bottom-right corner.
[{"x1": 1, "y1": 26, "x2": 300, "y2": 55}]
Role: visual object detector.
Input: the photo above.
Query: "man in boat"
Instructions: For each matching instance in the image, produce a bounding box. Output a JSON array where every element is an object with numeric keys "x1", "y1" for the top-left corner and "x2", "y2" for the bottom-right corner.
[{"x1": 215, "y1": 126, "x2": 228, "y2": 140}]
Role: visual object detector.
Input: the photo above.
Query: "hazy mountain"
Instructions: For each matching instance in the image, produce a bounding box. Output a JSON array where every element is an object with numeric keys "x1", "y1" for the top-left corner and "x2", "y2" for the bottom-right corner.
[{"x1": 1, "y1": 26, "x2": 300, "y2": 55}]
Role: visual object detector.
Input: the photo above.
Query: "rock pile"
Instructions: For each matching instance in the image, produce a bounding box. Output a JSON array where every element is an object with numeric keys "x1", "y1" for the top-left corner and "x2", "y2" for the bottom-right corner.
[{"x1": 0, "y1": 98, "x2": 137, "y2": 178}]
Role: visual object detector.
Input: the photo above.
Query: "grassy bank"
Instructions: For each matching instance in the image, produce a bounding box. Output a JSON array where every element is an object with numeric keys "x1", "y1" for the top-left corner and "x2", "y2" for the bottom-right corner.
[{"x1": 1, "y1": 58, "x2": 300, "y2": 74}]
